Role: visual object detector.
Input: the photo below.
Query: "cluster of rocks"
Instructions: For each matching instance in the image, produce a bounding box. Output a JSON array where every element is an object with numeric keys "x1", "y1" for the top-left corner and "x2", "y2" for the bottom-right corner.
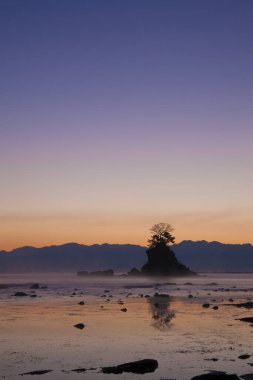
[
  {"x1": 12, "y1": 283, "x2": 47, "y2": 298},
  {"x1": 9, "y1": 279, "x2": 253, "y2": 380},
  {"x1": 19, "y1": 360, "x2": 252, "y2": 380}
]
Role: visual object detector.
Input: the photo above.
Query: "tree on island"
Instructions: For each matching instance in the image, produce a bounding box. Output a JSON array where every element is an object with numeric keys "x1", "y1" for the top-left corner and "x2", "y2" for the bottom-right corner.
[
  {"x1": 141, "y1": 223, "x2": 195, "y2": 276},
  {"x1": 148, "y1": 223, "x2": 175, "y2": 248}
]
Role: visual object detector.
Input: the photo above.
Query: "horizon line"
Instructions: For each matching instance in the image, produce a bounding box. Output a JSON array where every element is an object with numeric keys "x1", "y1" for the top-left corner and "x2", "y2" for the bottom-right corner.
[{"x1": 1, "y1": 239, "x2": 252, "y2": 253}]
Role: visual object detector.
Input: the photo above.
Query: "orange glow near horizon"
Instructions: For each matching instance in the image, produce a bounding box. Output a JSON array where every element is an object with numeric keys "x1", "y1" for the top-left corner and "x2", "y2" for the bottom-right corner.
[
  {"x1": 1, "y1": 210, "x2": 253, "y2": 251},
  {"x1": 1, "y1": 2, "x2": 253, "y2": 254}
]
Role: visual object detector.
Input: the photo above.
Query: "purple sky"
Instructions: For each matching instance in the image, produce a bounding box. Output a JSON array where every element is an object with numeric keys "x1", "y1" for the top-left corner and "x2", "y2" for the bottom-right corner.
[{"x1": 1, "y1": 0, "x2": 253, "y2": 249}]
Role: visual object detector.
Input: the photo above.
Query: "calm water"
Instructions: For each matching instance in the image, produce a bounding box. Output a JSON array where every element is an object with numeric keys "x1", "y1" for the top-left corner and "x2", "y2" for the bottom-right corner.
[{"x1": 0, "y1": 273, "x2": 253, "y2": 380}]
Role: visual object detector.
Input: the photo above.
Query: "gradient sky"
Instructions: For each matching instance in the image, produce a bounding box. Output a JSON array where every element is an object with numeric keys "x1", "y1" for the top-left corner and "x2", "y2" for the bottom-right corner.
[{"x1": 1, "y1": 0, "x2": 253, "y2": 250}]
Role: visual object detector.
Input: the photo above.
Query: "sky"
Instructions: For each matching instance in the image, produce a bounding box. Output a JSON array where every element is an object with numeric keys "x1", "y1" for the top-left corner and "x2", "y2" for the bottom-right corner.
[{"x1": 1, "y1": 0, "x2": 253, "y2": 250}]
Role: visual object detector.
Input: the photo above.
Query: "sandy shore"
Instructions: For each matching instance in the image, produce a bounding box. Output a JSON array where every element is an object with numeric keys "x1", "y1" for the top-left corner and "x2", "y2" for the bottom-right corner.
[{"x1": 0, "y1": 273, "x2": 253, "y2": 379}]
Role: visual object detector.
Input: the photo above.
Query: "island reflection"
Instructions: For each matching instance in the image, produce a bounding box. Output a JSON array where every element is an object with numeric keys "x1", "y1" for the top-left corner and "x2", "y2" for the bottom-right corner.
[{"x1": 147, "y1": 294, "x2": 175, "y2": 331}]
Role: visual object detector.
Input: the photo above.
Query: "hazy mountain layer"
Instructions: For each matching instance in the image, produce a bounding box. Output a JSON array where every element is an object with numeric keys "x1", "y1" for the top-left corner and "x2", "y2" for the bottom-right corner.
[{"x1": 0, "y1": 240, "x2": 252, "y2": 273}]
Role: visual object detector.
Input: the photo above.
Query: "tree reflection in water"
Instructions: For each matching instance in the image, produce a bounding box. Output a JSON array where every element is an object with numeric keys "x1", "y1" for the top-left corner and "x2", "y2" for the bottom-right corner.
[{"x1": 147, "y1": 294, "x2": 175, "y2": 331}]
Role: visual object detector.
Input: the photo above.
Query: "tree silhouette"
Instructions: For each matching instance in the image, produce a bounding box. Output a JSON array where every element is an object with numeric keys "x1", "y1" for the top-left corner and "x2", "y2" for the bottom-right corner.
[{"x1": 148, "y1": 223, "x2": 175, "y2": 249}]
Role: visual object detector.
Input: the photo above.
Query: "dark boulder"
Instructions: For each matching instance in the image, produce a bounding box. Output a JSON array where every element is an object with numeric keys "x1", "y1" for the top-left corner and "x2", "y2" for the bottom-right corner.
[
  {"x1": 101, "y1": 359, "x2": 158, "y2": 374},
  {"x1": 237, "y1": 317, "x2": 253, "y2": 323},
  {"x1": 14, "y1": 292, "x2": 28, "y2": 297},
  {"x1": 239, "y1": 355, "x2": 251, "y2": 360},
  {"x1": 71, "y1": 368, "x2": 87, "y2": 373},
  {"x1": 73, "y1": 323, "x2": 85, "y2": 329},
  {"x1": 240, "y1": 374, "x2": 253, "y2": 380},
  {"x1": 191, "y1": 373, "x2": 240, "y2": 380},
  {"x1": 20, "y1": 370, "x2": 52, "y2": 376},
  {"x1": 233, "y1": 302, "x2": 253, "y2": 309}
]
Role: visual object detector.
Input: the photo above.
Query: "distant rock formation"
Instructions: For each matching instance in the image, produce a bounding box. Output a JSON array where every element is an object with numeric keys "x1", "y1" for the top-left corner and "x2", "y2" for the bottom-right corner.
[
  {"x1": 141, "y1": 245, "x2": 195, "y2": 276},
  {"x1": 128, "y1": 267, "x2": 141, "y2": 276}
]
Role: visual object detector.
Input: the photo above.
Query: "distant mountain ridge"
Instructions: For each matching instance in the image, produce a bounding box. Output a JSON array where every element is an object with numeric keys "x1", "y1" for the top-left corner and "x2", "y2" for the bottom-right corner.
[{"x1": 0, "y1": 240, "x2": 253, "y2": 273}]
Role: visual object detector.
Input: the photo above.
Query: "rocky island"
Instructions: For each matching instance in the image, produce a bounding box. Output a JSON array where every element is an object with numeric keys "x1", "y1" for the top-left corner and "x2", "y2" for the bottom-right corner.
[
  {"x1": 141, "y1": 223, "x2": 196, "y2": 276},
  {"x1": 77, "y1": 223, "x2": 196, "y2": 277},
  {"x1": 141, "y1": 244, "x2": 195, "y2": 276}
]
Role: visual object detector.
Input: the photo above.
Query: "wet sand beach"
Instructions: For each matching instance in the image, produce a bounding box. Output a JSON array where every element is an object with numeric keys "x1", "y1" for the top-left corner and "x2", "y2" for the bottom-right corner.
[{"x1": 0, "y1": 273, "x2": 253, "y2": 380}]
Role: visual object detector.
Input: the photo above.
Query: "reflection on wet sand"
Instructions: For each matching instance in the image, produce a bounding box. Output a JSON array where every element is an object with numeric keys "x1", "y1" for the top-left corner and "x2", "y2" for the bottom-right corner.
[
  {"x1": 0, "y1": 274, "x2": 253, "y2": 380},
  {"x1": 147, "y1": 295, "x2": 175, "y2": 330}
]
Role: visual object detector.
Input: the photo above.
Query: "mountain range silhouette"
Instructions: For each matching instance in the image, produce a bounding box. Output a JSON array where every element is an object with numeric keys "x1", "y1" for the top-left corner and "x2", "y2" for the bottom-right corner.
[{"x1": 0, "y1": 240, "x2": 252, "y2": 273}]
